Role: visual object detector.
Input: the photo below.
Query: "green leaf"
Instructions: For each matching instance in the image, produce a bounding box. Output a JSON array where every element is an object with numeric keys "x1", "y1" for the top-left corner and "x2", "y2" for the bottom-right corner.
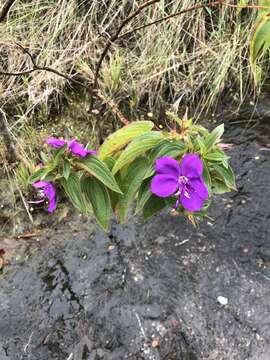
[
  {"x1": 194, "y1": 136, "x2": 206, "y2": 153},
  {"x1": 136, "y1": 178, "x2": 152, "y2": 213},
  {"x1": 204, "y1": 149, "x2": 229, "y2": 162},
  {"x1": 61, "y1": 173, "x2": 87, "y2": 213},
  {"x1": 204, "y1": 124, "x2": 224, "y2": 151},
  {"x1": 212, "y1": 164, "x2": 236, "y2": 190},
  {"x1": 202, "y1": 160, "x2": 212, "y2": 192},
  {"x1": 250, "y1": 14, "x2": 270, "y2": 83},
  {"x1": 28, "y1": 168, "x2": 47, "y2": 184},
  {"x1": 212, "y1": 180, "x2": 231, "y2": 194},
  {"x1": 76, "y1": 156, "x2": 122, "y2": 194},
  {"x1": 142, "y1": 195, "x2": 167, "y2": 221},
  {"x1": 112, "y1": 131, "x2": 163, "y2": 174},
  {"x1": 144, "y1": 140, "x2": 186, "y2": 179},
  {"x1": 103, "y1": 156, "x2": 116, "y2": 170},
  {"x1": 81, "y1": 176, "x2": 111, "y2": 231},
  {"x1": 98, "y1": 121, "x2": 154, "y2": 160},
  {"x1": 116, "y1": 158, "x2": 149, "y2": 223},
  {"x1": 149, "y1": 140, "x2": 185, "y2": 161},
  {"x1": 63, "y1": 159, "x2": 70, "y2": 180}
]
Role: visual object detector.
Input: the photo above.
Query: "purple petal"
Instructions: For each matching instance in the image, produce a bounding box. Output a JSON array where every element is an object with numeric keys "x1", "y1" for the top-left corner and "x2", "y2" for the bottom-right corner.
[
  {"x1": 190, "y1": 178, "x2": 209, "y2": 201},
  {"x1": 85, "y1": 149, "x2": 97, "y2": 156},
  {"x1": 180, "y1": 154, "x2": 203, "y2": 178},
  {"x1": 43, "y1": 183, "x2": 57, "y2": 213},
  {"x1": 68, "y1": 139, "x2": 93, "y2": 158},
  {"x1": 151, "y1": 174, "x2": 178, "y2": 197},
  {"x1": 155, "y1": 156, "x2": 180, "y2": 178},
  {"x1": 180, "y1": 189, "x2": 204, "y2": 212},
  {"x1": 33, "y1": 181, "x2": 49, "y2": 189},
  {"x1": 46, "y1": 137, "x2": 67, "y2": 148},
  {"x1": 179, "y1": 178, "x2": 208, "y2": 212},
  {"x1": 32, "y1": 182, "x2": 57, "y2": 213}
]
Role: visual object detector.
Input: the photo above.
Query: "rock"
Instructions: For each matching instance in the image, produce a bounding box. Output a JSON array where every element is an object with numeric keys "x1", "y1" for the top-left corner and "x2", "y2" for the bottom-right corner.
[{"x1": 217, "y1": 296, "x2": 228, "y2": 306}]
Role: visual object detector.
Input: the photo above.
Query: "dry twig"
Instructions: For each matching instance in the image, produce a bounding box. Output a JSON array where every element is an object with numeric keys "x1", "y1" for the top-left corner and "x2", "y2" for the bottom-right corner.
[
  {"x1": 0, "y1": 44, "x2": 129, "y2": 125},
  {"x1": 0, "y1": 0, "x2": 16, "y2": 22}
]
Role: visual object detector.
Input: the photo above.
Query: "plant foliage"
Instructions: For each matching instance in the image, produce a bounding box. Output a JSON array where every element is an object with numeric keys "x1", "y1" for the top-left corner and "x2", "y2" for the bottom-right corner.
[{"x1": 28, "y1": 119, "x2": 236, "y2": 231}]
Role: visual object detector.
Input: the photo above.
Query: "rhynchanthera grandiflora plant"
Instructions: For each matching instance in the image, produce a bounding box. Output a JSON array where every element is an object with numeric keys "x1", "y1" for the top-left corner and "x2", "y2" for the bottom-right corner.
[{"x1": 28, "y1": 117, "x2": 236, "y2": 231}]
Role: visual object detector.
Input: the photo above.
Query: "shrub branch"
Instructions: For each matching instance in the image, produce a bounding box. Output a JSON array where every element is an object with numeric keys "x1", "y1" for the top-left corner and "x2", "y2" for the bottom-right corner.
[
  {"x1": 93, "y1": 0, "x2": 162, "y2": 90},
  {"x1": 0, "y1": 0, "x2": 16, "y2": 22},
  {"x1": 0, "y1": 44, "x2": 129, "y2": 126}
]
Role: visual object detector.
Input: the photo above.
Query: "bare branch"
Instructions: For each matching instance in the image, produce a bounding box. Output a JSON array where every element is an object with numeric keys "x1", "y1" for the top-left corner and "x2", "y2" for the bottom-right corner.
[
  {"x1": 0, "y1": 0, "x2": 16, "y2": 22},
  {"x1": 93, "y1": 0, "x2": 161, "y2": 90},
  {"x1": 119, "y1": 0, "x2": 270, "y2": 39},
  {"x1": 0, "y1": 43, "x2": 129, "y2": 126},
  {"x1": 119, "y1": 1, "x2": 223, "y2": 39}
]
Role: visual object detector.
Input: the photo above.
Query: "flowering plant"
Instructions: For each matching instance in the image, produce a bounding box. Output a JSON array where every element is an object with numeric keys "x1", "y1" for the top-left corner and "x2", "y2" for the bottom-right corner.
[{"x1": 28, "y1": 118, "x2": 236, "y2": 231}]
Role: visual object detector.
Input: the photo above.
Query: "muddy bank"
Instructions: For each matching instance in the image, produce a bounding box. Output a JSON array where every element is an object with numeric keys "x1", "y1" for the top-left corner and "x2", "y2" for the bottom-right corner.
[{"x1": 1, "y1": 122, "x2": 270, "y2": 360}]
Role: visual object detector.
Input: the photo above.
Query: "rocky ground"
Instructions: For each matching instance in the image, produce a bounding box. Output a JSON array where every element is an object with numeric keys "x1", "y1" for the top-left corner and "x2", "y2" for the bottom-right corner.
[{"x1": 0, "y1": 120, "x2": 270, "y2": 360}]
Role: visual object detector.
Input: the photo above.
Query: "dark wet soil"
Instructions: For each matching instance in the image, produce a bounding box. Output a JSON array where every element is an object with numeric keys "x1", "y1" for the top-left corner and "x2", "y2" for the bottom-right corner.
[{"x1": 1, "y1": 121, "x2": 270, "y2": 360}]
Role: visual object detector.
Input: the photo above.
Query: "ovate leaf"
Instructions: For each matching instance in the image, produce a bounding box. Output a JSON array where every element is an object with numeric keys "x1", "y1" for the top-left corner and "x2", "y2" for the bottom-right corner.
[
  {"x1": 142, "y1": 195, "x2": 167, "y2": 221},
  {"x1": 250, "y1": 13, "x2": 270, "y2": 83},
  {"x1": 28, "y1": 168, "x2": 47, "y2": 184},
  {"x1": 212, "y1": 164, "x2": 236, "y2": 190},
  {"x1": 81, "y1": 176, "x2": 111, "y2": 231},
  {"x1": 63, "y1": 159, "x2": 70, "y2": 180},
  {"x1": 204, "y1": 124, "x2": 224, "y2": 151},
  {"x1": 204, "y1": 149, "x2": 229, "y2": 162},
  {"x1": 212, "y1": 180, "x2": 231, "y2": 194},
  {"x1": 136, "y1": 178, "x2": 152, "y2": 213},
  {"x1": 61, "y1": 173, "x2": 86, "y2": 213},
  {"x1": 98, "y1": 121, "x2": 154, "y2": 160},
  {"x1": 144, "y1": 140, "x2": 186, "y2": 179},
  {"x1": 112, "y1": 131, "x2": 163, "y2": 174},
  {"x1": 116, "y1": 158, "x2": 149, "y2": 223},
  {"x1": 76, "y1": 156, "x2": 122, "y2": 194},
  {"x1": 202, "y1": 160, "x2": 212, "y2": 193}
]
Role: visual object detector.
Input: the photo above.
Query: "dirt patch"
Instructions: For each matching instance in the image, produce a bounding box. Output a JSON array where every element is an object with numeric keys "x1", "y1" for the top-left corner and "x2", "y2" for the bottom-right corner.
[{"x1": 1, "y1": 122, "x2": 270, "y2": 359}]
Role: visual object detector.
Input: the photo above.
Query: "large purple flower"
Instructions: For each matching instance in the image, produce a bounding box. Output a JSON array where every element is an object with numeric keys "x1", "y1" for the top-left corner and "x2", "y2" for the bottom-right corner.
[
  {"x1": 31, "y1": 181, "x2": 57, "y2": 213},
  {"x1": 150, "y1": 154, "x2": 208, "y2": 212},
  {"x1": 46, "y1": 137, "x2": 97, "y2": 158}
]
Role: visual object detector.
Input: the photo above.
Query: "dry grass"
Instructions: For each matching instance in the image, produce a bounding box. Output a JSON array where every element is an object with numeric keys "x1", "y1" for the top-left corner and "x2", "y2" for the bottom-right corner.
[{"x1": 0, "y1": 1, "x2": 261, "y2": 115}]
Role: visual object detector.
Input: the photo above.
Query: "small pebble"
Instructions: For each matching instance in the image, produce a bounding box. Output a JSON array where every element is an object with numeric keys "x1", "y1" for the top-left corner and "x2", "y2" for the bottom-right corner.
[
  {"x1": 217, "y1": 296, "x2": 228, "y2": 306},
  {"x1": 151, "y1": 339, "x2": 159, "y2": 348}
]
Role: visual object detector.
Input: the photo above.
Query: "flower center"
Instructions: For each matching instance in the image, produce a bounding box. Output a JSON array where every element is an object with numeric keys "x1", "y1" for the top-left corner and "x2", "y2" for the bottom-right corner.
[
  {"x1": 178, "y1": 176, "x2": 188, "y2": 185},
  {"x1": 178, "y1": 176, "x2": 190, "y2": 198}
]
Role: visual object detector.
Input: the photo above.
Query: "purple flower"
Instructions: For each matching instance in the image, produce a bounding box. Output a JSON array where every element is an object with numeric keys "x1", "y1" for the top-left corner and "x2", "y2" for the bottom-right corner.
[
  {"x1": 150, "y1": 154, "x2": 208, "y2": 212},
  {"x1": 46, "y1": 137, "x2": 67, "y2": 148},
  {"x1": 68, "y1": 139, "x2": 97, "y2": 158},
  {"x1": 46, "y1": 137, "x2": 97, "y2": 158},
  {"x1": 31, "y1": 181, "x2": 57, "y2": 213}
]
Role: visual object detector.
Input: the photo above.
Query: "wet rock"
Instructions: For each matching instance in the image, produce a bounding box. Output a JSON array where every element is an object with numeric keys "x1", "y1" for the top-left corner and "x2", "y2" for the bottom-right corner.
[{"x1": 1, "y1": 121, "x2": 270, "y2": 359}]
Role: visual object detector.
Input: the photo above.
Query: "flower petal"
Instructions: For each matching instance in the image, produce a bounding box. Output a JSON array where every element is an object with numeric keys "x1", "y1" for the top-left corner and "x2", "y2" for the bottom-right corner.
[
  {"x1": 180, "y1": 154, "x2": 203, "y2": 178},
  {"x1": 180, "y1": 189, "x2": 204, "y2": 212},
  {"x1": 151, "y1": 174, "x2": 178, "y2": 197},
  {"x1": 68, "y1": 139, "x2": 93, "y2": 157},
  {"x1": 33, "y1": 181, "x2": 49, "y2": 189},
  {"x1": 43, "y1": 183, "x2": 57, "y2": 213},
  {"x1": 155, "y1": 156, "x2": 180, "y2": 178},
  {"x1": 46, "y1": 137, "x2": 67, "y2": 148},
  {"x1": 190, "y1": 178, "x2": 209, "y2": 200},
  {"x1": 85, "y1": 149, "x2": 97, "y2": 156}
]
